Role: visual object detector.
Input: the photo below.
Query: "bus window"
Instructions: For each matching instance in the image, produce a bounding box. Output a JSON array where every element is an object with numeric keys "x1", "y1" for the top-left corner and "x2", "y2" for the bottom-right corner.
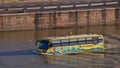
[
  {"x1": 98, "y1": 36, "x2": 103, "y2": 42},
  {"x1": 86, "y1": 37, "x2": 93, "y2": 44},
  {"x1": 52, "y1": 40, "x2": 60, "y2": 43},
  {"x1": 93, "y1": 37, "x2": 98, "y2": 44},
  {"x1": 70, "y1": 38, "x2": 78, "y2": 45},
  {"x1": 52, "y1": 40, "x2": 61, "y2": 47},
  {"x1": 61, "y1": 39, "x2": 69, "y2": 46},
  {"x1": 61, "y1": 39, "x2": 69, "y2": 43},
  {"x1": 78, "y1": 38, "x2": 85, "y2": 44},
  {"x1": 98, "y1": 36, "x2": 102, "y2": 39}
]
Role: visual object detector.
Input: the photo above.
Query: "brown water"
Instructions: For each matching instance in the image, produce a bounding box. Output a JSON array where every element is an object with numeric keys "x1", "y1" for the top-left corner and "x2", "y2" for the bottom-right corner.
[{"x1": 0, "y1": 24, "x2": 120, "y2": 68}]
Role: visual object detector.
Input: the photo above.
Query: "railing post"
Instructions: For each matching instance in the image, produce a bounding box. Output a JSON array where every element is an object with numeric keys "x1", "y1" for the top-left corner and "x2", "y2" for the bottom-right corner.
[
  {"x1": 57, "y1": 4, "x2": 60, "y2": 9},
  {"x1": 23, "y1": 8, "x2": 27, "y2": 12},
  {"x1": 88, "y1": 2, "x2": 91, "y2": 7},
  {"x1": 73, "y1": 3, "x2": 76, "y2": 9},
  {"x1": 4, "y1": 8, "x2": 8, "y2": 11},
  {"x1": 118, "y1": 0, "x2": 120, "y2": 6},
  {"x1": 103, "y1": 0, "x2": 106, "y2": 6},
  {"x1": 40, "y1": 6, "x2": 44, "y2": 10}
]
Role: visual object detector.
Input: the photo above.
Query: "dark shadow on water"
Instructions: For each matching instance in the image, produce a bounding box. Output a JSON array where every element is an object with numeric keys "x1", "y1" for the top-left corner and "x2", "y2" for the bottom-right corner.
[
  {"x1": 104, "y1": 47, "x2": 120, "y2": 54},
  {"x1": 104, "y1": 40, "x2": 110, "y2": 44},
  {"x1": 104, "y1": 34, "x2": 120, "y2": 41},
  {"x1": 0, "y1": 49, "x2": 40, "y2": 56}
]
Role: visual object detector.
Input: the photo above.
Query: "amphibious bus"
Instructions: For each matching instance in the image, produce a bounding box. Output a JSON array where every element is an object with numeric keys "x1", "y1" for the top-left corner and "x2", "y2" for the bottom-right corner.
[{"x1": 35, "y1": 34, "x2": 104, "y2": 55}]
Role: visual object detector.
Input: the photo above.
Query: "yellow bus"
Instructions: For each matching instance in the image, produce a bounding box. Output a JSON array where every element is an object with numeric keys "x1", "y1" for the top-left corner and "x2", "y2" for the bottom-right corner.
[{"x1": 35, "y1": 34, "x2": 104, "y2": 55}]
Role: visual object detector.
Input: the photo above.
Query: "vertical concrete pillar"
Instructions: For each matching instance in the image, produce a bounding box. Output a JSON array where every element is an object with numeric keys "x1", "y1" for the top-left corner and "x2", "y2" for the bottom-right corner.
[
  {"x1": 34, "y1": 13, "x2": 39, "y2": 29},
  {"x1": 49, "y1": 12, "x2": 56, "y2": 28},
  {"x1": 86, "y1": 10, "x2": 90, "y2": 34},
  {"x1": 53, "y1": 12, "x2": 57, "y2": 28},
  {"x1": 69, "y1": 12, "x2": 76, "y2": 27},
  {"x1": 86, "y1": 10, "x2": 90, "y2": 26},
  {"x1": 75, "y1": 11, "x2": 78, "y2": 34},
  {"x1": 101, "y1": 9, "x2": 106, "y2": 25},
  {"x1": 49, "y1": 13, "x2": 52, "y2": 28},
  {"x1": 77, "y1": 11, "x2": 88, "y2": 26},
  {"x1": 75, "y1": 11, "x2": 78, "y2": 27},
  {"x1": 0, "y1": 16, "x2": 3, "y2": 30},
  {"x1": 106, "y1": 9, "x2": 116, "y2": 24},
  {"x1": 56, "y1": 12, "x2": 61, "y2": 27},
  {"x1": 115, "y1": 9, "x2": 120, "y2": 24}
]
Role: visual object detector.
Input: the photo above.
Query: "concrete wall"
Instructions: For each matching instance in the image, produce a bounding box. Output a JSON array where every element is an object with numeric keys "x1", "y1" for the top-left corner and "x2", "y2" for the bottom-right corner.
[
  {"x1": 0, "y1": 13, "x2": 35, "y2": 31},
  {"x1": 0, "y1": 8, "x2": 120, "y2": 31},
  {"x1": 35, "y1": 8, "x2": 120, "y2": 29}
]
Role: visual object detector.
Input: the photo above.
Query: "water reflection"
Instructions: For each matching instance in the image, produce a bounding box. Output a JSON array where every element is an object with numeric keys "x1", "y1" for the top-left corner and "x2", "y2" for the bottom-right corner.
[
  {"x1": 0, "y1": 24, "x2": 120, "y2": 41},
  {"x1": 42, "y1": 53, "x2": 104, "y2": 68}
]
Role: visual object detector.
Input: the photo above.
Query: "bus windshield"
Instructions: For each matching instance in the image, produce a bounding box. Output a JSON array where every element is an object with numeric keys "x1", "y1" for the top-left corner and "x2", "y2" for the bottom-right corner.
[{"x1": 36, "y1": 40, "x2": 49, "y2": 50}]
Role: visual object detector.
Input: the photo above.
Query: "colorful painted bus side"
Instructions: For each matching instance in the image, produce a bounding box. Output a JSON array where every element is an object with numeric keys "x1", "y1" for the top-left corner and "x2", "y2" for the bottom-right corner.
[{"x1": 36, "y1": 34, "x2": 104, "y2": 55}]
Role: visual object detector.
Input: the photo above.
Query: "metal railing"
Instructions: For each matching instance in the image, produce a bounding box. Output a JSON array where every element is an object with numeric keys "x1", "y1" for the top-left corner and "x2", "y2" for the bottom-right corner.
[{"x1": 0, "y1": 0, "x2": 119, "y2": 14}]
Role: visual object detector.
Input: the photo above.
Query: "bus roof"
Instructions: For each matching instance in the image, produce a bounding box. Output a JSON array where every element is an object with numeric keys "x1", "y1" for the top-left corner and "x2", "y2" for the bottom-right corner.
[{"x1": 43, "y1": 34, "x2": 103, "y2": 41}]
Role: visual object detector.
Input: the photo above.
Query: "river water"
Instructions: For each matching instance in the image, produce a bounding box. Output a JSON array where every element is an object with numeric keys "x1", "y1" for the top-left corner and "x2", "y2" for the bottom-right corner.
[{"x1": 0, "y1": 24, "x2": 120, "y2": 68}]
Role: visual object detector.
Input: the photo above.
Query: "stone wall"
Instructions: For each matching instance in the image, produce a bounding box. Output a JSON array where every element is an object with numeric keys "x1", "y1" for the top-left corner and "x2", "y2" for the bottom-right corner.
[{"x1": 0, "y1": 8, "x2": 120, "y2": 31}]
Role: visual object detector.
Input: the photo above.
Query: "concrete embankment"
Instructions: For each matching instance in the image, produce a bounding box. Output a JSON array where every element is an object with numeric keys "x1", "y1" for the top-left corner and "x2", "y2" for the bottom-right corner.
[{"x1": 0, "y1": 8, "x2": 120, "y2": 31}]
